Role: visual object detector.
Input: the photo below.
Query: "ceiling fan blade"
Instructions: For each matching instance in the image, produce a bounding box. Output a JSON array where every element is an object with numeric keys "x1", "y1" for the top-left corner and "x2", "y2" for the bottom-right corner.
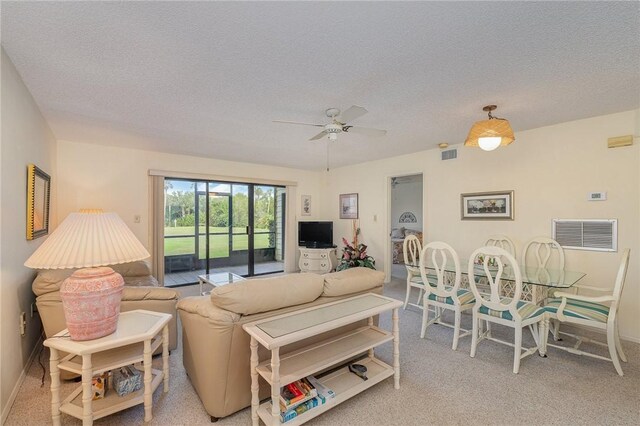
[
  {"x1": 309, "y1": 130, "x2": 328, "y2": 141},
  {"x1": 338, "y1": 105, "x2": 368, "y2": 124},
  {"x1": 273, "y1": 120, "x2": 325, "y2": 127},
  {"x1": 345, "y1": 126, "x2": 387, "y2": 137}
]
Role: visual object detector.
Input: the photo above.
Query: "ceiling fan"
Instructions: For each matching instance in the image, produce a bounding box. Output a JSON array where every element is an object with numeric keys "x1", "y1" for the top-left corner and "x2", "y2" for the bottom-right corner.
[{"x1": 274, "y1": 105, "x2": 387, "y2": 141}]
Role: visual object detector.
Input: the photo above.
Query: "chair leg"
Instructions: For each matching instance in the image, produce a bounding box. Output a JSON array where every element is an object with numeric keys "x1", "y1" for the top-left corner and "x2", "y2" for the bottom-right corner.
[
  {"x1": 486, "y1": 320, "x2": 492, "y2": 338},
  {"x1": 607, "y1": 324, "x2": 624, "y2": 376},
  {"x1": 539, "y1": 317, "x2": 549, "y2": 357},
  {"x1": 452, "y1": 309, "x2": 461, "y2": 351},
  {"x1": 513, "y1": 327, "x2": 522, "y2": 374},
  {"x1": 416, "y1": 288, "x2": 424, "y2": 306},
  {"x1": 470, "y1": 314, "x2": 479, "y2": 358},
  {"x1": 403, "y1": 278, "x2": 411, "y2": 310},
  {"x1": 420, "y1": 300, "x2": 429, "y2": 339},
  {"x1": 552, "y1": 320, "x2": 561, "y2": 341},
  {"x1": 615, "y1": 324, "x2": 627, "y2": 363}
]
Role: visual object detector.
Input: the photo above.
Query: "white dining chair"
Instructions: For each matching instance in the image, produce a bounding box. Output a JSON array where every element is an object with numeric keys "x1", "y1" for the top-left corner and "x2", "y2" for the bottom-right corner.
[
  {"x1": 419, "y1": 242, "x2": 475, "y2": 350},
  {"x1": 468, "y1": 246, "x2": 545, "y2": 374},
  {"x1": 541, "y1": 249, "x2": 630, "y2": 376},
  {"x1": 486, "y1": 235, "x2": 517, "y2": 259},
  {"x1": 523, "y1": 237, "x2": 565, "y2": 339},
  {"x1": 403, "y1": 234, "x2": 427, "y2": 310}
]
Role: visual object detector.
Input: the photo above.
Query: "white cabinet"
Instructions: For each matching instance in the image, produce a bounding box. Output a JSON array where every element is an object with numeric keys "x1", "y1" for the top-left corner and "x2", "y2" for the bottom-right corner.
[{"x1": 298, "y1": 247, "x2": 338, "y2": 273}]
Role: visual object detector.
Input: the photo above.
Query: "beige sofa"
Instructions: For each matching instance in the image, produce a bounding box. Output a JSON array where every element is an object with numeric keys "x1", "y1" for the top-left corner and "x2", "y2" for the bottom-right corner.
[
  {"x1": 177, "y1": 267, "x2": 385, "y2": 422},
  {"x1": 32, "y1": 260, "x2": 180, "y2": 355}
]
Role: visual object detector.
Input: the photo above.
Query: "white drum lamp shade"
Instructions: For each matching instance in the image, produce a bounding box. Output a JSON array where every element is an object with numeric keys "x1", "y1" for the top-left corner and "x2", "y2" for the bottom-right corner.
[{"x1": 25, "y1": 210, "x2": 150, "y2": 340}]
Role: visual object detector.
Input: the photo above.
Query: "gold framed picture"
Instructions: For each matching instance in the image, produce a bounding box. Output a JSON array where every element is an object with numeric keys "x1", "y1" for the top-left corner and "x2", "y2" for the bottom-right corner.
[{"x1": 27, "y1": 164, "x2": 51, "y2": 240}]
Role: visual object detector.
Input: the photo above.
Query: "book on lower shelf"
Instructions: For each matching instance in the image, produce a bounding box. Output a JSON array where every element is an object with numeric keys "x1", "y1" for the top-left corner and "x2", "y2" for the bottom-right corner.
[{"x1": 279, "y1": 376, "x2": 335, "y2": 423}]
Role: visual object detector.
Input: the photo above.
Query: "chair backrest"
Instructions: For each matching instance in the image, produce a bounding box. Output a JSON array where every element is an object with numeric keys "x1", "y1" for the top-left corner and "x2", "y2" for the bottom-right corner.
[
  {"x1": 611, "y1": 249, "x2": 631, "y2": 309},
  {"x1": 419, "y1": 241, "x2": 461, "y2": 299},
  {"x1": 523, "y1": 237, "x2": 565, "y2": 270},
  {"x1": 468, "y1": 246, "x2": 523, "y2": 321},
  {"x1": 485, "y1": 235, "x2": 517, "y2": 259},
  {"x1": 403, "y1": 234, "x2": 422, "y2": 267}
]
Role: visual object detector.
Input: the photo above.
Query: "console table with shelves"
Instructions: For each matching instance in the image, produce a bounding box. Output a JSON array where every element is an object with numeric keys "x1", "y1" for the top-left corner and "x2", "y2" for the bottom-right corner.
[
  {"x1": 243, "y1": 293, "x2": 402, "y2": 426},
  {"x1": 298, "y1": 247, "x2": 338, "y2": 273}
]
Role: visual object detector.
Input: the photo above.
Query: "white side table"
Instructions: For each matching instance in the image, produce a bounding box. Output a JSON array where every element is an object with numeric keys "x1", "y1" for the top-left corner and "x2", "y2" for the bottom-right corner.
[{"x1": 44, "y1": 310, "x2": 171, "y2": 425}]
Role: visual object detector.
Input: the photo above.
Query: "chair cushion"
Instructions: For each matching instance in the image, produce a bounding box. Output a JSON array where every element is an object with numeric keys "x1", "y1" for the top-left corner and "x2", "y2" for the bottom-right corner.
[
  {"x1": 479, "y1": 299, "x2": 545, "y2": 321},
  {"x1": 410, "y1": 275, "x2": 438, "y2": 286},
  {"x1": 427, "y1": 288, "x2": 475, "y2": 306},
  {"x1": 544, "y1": 298, "x2": 610, "y2": 323}
]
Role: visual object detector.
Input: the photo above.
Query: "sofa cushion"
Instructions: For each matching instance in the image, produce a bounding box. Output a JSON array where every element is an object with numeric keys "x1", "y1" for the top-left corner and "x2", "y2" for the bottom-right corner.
[
  {"x1": 322, "y1": 267, "x2": 385, "y2": 297},
  {"x1": 210, "y1": 273, "x2": 324, "y2": 315}
]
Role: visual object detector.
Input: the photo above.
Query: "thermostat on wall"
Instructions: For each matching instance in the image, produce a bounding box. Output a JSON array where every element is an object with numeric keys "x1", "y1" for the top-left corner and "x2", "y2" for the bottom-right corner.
[{"x1": 587, "y1": 192, "x2": 607, "y2": 201}]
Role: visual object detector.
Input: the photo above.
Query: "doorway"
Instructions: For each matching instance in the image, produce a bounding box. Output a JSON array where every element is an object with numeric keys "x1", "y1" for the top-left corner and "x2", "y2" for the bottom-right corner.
[
  {"x1": 389, "y1": 173, "x2": 423, "y2": 280},
  {"x1": 163, "y1": 179, "x2": 286, "y2": 286}
]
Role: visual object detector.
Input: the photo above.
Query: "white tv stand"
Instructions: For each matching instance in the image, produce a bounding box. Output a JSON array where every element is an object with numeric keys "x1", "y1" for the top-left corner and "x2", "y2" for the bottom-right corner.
[{"x1": 298, "y1": 247, "x2": 338, "y2": 273}]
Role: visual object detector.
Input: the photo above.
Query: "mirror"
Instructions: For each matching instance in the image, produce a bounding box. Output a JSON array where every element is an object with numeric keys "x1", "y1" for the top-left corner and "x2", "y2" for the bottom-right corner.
[{"x1": 27, "y1": 164, "x2": 51, "y2": 240}]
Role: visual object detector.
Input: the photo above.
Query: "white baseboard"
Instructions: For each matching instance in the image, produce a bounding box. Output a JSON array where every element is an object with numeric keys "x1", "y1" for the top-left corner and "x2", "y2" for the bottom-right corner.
[
  {"x1": 1, "y1": 336, "x2": 43, "y2": 425},
  {"x1": 620, "y1": 333, "x2": 640, "y2": 344}
]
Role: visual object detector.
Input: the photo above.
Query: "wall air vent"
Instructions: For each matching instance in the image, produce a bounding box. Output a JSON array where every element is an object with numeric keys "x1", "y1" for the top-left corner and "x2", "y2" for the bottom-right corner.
[
  {"x1": 552, "y1": 219, "x2": 617, "y2": 252},
  {"x1": 441, "y1": 149, "x2": 457, "y2": 160}
]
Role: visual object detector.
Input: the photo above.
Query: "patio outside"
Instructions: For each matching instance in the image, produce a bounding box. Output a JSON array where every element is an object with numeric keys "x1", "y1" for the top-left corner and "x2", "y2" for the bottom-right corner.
[{"x1": 164, "y1": 180, "x2": 285, "y2": 285}]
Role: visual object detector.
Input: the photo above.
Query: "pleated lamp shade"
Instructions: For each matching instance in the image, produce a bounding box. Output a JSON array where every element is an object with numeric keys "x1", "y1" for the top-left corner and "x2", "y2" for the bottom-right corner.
[
  {"x1": 24, "y1": 210, "x2": 150, "y2": 269},
  {"x1": 464, "y1": 118, "x2": 515, "y2": 151},
  {"x1": 24, "y1": 210, "x2": 149, "y2": 340}
]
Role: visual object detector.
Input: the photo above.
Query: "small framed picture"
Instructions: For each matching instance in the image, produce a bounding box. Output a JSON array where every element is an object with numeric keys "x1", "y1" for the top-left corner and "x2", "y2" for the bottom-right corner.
[
  {"x1": 301, "y1": 195, "x2": 312, "y2": 216},
  {"x1": 461, "y1": 190, "x2": 514, "y2": 220},
  {"x1": 339, "y1": 193, "x2": 359, "y2": 219}
]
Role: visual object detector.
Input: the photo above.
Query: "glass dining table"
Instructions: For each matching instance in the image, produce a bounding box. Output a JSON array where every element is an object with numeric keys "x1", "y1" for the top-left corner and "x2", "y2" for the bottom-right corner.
[{"x1": 416, "y1": 261, "x2": 586, "y2": 304}]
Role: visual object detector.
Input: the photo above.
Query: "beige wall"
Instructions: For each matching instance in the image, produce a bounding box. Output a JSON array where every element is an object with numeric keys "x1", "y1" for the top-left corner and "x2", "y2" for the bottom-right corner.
[
  {"x1": 322, "y1": 110, "x2": 640, "y2": 341},
  {"x1": 0, "y1": 48, "x2": 57, "y2": 420},
  {"x1": 56, "y1": 140, "x2": 325, "y2": 258}
]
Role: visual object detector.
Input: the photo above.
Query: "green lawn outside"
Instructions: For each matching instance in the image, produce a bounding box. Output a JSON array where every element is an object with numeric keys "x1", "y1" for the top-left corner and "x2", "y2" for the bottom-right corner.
[{"x1": 164, "y1": 226, "x2": 272, "y2": 258}]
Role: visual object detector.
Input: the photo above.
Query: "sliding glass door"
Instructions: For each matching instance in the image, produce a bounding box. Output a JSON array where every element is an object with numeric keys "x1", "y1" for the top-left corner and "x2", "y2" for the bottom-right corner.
[{"x1": 163, "y1": 179, "x2": 285, "y2": 286}]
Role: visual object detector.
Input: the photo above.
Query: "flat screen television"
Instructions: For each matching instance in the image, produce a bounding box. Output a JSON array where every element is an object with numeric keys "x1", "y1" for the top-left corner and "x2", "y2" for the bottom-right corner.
[{"x1": 298, "y1": 221, "x2": 334, "y2": 248}]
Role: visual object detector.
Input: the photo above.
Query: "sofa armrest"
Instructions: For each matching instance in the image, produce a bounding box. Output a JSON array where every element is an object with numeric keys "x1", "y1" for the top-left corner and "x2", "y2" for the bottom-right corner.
[{"x1": 177, "y1": 296, "x2": 241, "y2": 324}]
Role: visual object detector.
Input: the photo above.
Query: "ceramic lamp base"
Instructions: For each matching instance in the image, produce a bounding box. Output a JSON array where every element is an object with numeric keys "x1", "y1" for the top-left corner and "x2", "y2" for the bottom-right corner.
[{"x1": 60, "y1": 266, "x2": 125, "y2": 341}]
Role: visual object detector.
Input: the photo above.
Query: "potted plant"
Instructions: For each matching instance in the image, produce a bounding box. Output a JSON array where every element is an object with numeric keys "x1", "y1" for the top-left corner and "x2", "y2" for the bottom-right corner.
[{"x1": 337, "y1": 222, "x2": 376, "y2": 271}]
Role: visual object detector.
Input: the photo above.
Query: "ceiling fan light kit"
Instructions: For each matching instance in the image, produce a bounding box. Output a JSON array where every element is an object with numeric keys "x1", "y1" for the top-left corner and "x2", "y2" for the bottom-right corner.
[{"x1": 465, "y1": 105, "x2": 515, "y2": 151}]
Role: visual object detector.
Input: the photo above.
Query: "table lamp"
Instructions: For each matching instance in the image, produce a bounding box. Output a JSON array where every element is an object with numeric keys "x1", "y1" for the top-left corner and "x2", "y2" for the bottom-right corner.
[{"x1": 24, "y1": 209, "x2": 150, "y2": 340}]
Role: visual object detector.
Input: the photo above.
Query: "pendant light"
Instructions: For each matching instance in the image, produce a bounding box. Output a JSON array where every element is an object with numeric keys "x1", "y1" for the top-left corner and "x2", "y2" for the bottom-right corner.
[{"x1": 464, "y1": 105, "x2": 515, "y2": 151}]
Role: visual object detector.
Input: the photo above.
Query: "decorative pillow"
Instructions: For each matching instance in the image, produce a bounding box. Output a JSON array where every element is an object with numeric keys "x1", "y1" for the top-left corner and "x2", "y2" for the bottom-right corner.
[
  {"x1": 404, "y1": 229, "x2": 423, "y2": 241},
  {"x1": 210, "y1": 273, "x2": 324, "y2": 315},
  {"x1": 390, "y1": 227, "x2": 405, "y2": 239}
]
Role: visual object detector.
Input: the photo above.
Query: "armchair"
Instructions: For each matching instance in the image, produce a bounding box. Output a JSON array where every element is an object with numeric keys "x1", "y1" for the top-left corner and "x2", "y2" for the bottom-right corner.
[{"x1": 541, "y1": 249, "x2": 630, "y2": 376}]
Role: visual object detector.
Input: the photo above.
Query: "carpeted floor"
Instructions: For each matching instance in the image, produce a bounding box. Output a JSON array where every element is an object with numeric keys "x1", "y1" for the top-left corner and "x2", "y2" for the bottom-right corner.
[{"x1": 6, "y1": 278, "x2": 640, "y2": 425}]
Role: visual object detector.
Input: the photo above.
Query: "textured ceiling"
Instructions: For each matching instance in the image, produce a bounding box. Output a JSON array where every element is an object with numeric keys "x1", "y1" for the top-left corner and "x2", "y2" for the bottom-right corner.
[{"x1": 2, "y1": 1, "x2": 639, "y2": 170}]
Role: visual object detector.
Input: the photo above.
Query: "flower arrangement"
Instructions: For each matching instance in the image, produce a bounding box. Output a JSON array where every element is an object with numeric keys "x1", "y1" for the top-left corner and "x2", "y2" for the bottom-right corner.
[{"x1": 337, "y1": 221, "x2": 376, "y2": 271}]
